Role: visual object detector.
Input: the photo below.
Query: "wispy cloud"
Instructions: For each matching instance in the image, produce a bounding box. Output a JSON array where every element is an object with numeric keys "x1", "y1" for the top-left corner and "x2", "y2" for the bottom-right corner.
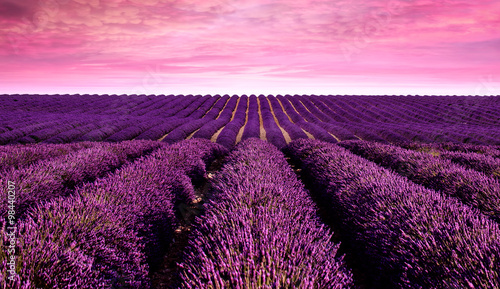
[{"x1": 1, "y1": 0, "x2": 499, "y2": 94}]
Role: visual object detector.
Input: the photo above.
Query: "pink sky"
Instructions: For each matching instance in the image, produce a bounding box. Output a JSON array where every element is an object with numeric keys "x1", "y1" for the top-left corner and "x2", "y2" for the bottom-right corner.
[{"x1": 0, "y1": 0, "x2": 499, "y2": 95}]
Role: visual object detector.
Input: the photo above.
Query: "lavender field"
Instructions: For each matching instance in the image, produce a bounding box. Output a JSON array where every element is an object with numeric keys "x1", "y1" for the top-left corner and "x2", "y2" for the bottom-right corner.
[
  {"x1": 1, "y1": 94, "x2": 500, "y2": 146},
  {"x1": 1, "y1": 94, "x2": 500, "y2": 288}
]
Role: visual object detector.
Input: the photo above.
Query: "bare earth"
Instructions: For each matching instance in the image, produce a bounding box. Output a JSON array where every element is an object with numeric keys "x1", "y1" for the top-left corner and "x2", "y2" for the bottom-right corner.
[
  {"x1": 257, "y1": 97, "x2": 268, "y2": 141},
  {"x1": 235, "y1": 96, "x2": 249, "y2": 144}
]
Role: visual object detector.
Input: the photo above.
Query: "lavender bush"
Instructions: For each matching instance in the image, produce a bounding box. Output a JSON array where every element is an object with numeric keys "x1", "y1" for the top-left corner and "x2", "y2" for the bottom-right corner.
[
  {"x1": 179, "y1": 138, "x2": 353, "y2": 288},
  {"x1": 339, "y1": 140, "x2": 500, "y2": 222},
  {"x1": 0, "y1": 140, "x2": 162, "y2": 225},
  {"x1": 0, "y1": 141, "x2": 95, "y2": 172},
  {"x1": 0, "y1": 139, "x2": 227, "y2": 288},
  {"x1": 284, "y1": 138, "x2": 500, "y2": 288}
]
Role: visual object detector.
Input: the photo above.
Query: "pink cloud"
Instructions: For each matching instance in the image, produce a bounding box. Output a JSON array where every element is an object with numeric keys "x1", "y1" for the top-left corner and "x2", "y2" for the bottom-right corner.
[{"x1": 0, "y1": 0, "x2": 499, "y2": 95}]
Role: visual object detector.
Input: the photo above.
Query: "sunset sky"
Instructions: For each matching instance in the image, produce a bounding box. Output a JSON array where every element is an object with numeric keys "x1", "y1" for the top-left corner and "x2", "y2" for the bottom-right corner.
[{"x1": 1, "y1": 0, "x2": 499, "y2": 95}]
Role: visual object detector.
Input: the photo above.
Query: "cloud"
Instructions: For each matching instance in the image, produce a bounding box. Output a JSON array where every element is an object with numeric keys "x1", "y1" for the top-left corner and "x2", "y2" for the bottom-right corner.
[
  {"x1": 0, "y1": 0, "x2": 499, "y2": 94},
  {"x1": 0, "y1": 1, "x2": 30, "y2": 19}
]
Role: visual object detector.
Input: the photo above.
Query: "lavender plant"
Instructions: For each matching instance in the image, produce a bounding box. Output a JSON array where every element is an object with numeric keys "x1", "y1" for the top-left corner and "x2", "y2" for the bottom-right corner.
[
  {"x1": 0, "y1": 139, "x2": 227, "y2": 288},
  {"x1": 284, "y1": 138, "x2": 500, "y2": 288},
  {"x1": 179, "y1": 138, "x2": 353, "y2": 288},
  {"x1": 0, "y1": 140, "x2": 161, "y2": 225},
  {"x1": 339, "y1": 140, "x2": 500, "y2": 222}
]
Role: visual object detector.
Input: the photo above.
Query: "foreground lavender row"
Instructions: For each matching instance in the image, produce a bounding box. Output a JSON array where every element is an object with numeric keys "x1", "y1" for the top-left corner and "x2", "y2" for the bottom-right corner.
[
  {"x1": 284, "y1": 139, "x2": 500, "y2": 288},
  {"x1": 0, "y1": 139, "x2": 226, "y2": 288},
  {"x1": 1, "y1": 94, "x2": 499, "y2": 147},
  {"x1": 179, "y1": 138, "x2": 353, "y2": 288},
  {"x1": 2, "y1": 138, "x2": 500, "y2": 288},
  {"x1": 340, "y1": 140, "x2": 500, "y2": 222},
  {"x1": 0, "y1": 140, "x2": 162, "y2": 228},
  {"x1": 0, "y1": 142, "x2": 97, "y2": 172}
]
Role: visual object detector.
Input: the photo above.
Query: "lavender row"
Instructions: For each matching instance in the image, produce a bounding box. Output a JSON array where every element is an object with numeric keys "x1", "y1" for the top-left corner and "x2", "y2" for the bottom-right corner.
[
  {"x1": 44, "y1": 123, "x2": 103, "y2": 143},
  {"x1": 2, "y1": 94, "x2": 500, "y2": 145},
  {"x1": 0, "y1": 140, "x2": 162, "y2": 226},
  {"x1": 409, "y1": 95, "x2": 500, "y2": 126},
  {"x1": 200, "y1": 95, "x2": 230, "y2": 120},
  {"x1": 174, "y1": 95, "x2": 211, "y2": 118},
  {"x1": 1, "y1": 94, "x2": 163, "y2": 115},
  {"x1": 0, "y1": 120, "x2": 62, "y2": 145},
  {"x1": 301, "y1": 96, "x2": 423, "y2": 142},
  {"x1": 0, "y1": 142, "x2": 96, "y2": 172},
  {"x1": 162, "y1": 95, "x2": 197, "y2": 117},
  {"x1": 306, "y1": 95, "x2": 500, "y2": 144},
  {"x1": 307, "y1": 96, "x2": 356, "y2": 123},
  {"x1": 258, "y1": 96, "x2": 287, "y2": 149},
  {"x1": 126, "y1": 96, "x2": 174, "y2": 116},
  {"x1": 241, "y1": 95, "x2": 261, "y2": 140},
  {"x1": 288, "y1": 95, "x2": 355, "y2": 142},
  {"x1": 188, "y1": 96, "x2": 219, "y2": 119},
  {"x1": 0, "y1": 114, "x2": 168, "y2": 144},
  {"x1": 192, "y1": 96, "x2": 238, "y2": 139},
  {"x1": 275, "y1": 95, "x2": 302, "y2": 123},
  {"x1": 297, "y1": 96, "x2": 362, "y2": 141},
  {"x1": 74, "y1": 119, "x2": 140, "y2": 142},
  {"x1": 339, "y1": 140, "x2": 500, "y2": 223},
  {"x1": 15, "y1": 122, "x2": 87, "y2": 144},
  {"x1": 162, "y1": 118, "x2": 209, "y2": 144},
  {"x1": 400, "y1": 142, "x2": 500, "y2": 158},
  {"x1": 40, "y1": 117, "x2": 160, "y2": 143},
  {"x1": 284, "y1": 139, "x2": 500, "y2": 288},
  {"x1": 437, "y1": 150, "x2": 500, "y2": 179},
  {"x1": 179, "y1": 138, "x2": 353, "y2": 288},
  {"x1": 135, "y1": 117, "x2": 188, "y2": 140},
  {"x1": 0, "y1": 139, "x2": 226, "y2": 288},
  {"x1": 285, "y1": 95, "x2": 318, "y2": 123},
  {"x1": 297, "y1": 95, "x2": 343, "y2": 122},
  {"x1": 216, "y1": 95, "x2": 248, "y2": 148},
  {"x1": 0, "y1": 95, "x2": 189, "y2": 144},
  {"x1": 321, "y1": 95, "x2": 500, "y2": 126},
  {"x1": 281, "y1": 95, "x2": 338, "y2": 143},
  {"x1": 267, "y1": 96, "x2": 308, "y2": 140},
  {"x1": 105, "y1": 119, "x2": 164, "y2": 142},
  {"x1": 276, "y1": 95, "x2": 337, "y2": 142},
  {"x1": 159, "y1": 138, "x2": 228, "y2": 188},
  {"x1": 282, "y1": 95, "x2": 341, "y2": 142}
]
